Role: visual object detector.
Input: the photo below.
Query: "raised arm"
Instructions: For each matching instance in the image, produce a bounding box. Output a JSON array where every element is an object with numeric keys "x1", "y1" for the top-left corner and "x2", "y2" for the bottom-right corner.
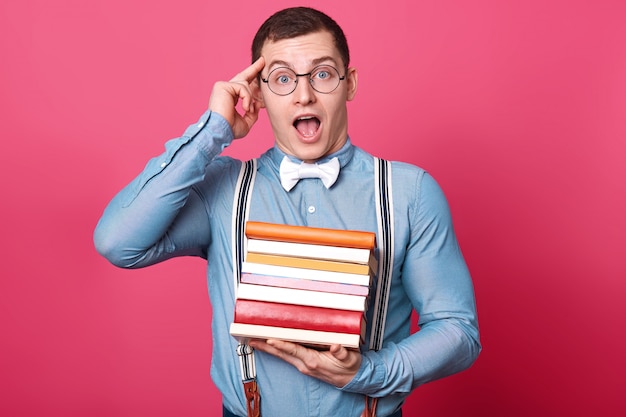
[{"x1": 94, "y1": 59, "x2": 266, "y2": 268}]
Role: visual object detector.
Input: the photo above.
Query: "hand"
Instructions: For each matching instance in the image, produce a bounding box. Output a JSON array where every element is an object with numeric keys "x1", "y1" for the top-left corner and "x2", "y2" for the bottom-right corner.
[
  {"x1": 208, "y1": 57, "x2": 265, "y2": 139},
  {"x1": 248, "y1": 339, "x2": 362, "y2": 388}
]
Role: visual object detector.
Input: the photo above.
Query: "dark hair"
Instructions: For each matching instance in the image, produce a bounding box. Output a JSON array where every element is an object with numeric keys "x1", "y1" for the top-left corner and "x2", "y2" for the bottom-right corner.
[{"x1": 251, "y1": 7, "x2": 350, "y2": 69}]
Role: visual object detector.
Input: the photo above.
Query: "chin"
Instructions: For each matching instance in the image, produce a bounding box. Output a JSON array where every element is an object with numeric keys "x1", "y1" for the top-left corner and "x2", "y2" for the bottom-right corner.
[
  {"x1": 295, "y1": 148, "x2": 329, "y2": 163},
  {"x1": 284, "y1": 143, "x2": 324, "y2": 162}
]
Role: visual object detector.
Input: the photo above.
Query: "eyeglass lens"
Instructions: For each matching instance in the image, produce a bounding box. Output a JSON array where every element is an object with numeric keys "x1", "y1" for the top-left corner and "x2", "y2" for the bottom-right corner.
[{"x1": 264, "y1": 65, "x2": 343, "y2": 95}]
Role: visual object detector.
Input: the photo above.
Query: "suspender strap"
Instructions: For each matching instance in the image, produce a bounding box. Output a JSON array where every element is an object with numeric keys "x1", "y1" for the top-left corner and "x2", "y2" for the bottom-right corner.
[
  {"x1": 369, "y1": 157, "x2": 395, "y2": 351},
  {"x1": 232, "y1": 159, "x2": 257, "y2": 284},
  {"x1": 231, "y1": 159, "x2": 259, "y2": 416},
  {"x1": 232, "y1": 157, "x2": 394, "y2": 417},
  {"x1": 364, "y1": 157, "x2": 395, "y2": 417}
]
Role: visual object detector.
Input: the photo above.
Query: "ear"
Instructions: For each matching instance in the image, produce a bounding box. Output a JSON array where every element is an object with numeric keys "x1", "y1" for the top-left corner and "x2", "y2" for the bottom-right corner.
[
  {"x1": 250, "y1": 77, "x2": 266, "y2": 109},
  {"x1": 345, "y1": 67, "x2": 358, "y2": 101}
]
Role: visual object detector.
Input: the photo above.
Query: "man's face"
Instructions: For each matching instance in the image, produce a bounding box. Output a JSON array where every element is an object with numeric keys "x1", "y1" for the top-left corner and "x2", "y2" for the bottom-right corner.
[{"x1": 258, "y1": 31, "x2": 358, "y2": 163}]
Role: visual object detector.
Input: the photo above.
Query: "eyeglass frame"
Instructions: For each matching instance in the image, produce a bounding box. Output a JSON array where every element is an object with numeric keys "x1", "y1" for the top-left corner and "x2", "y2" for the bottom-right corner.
[{"x1": 260, "y1": 65, "x2": 347, "y2": 96}]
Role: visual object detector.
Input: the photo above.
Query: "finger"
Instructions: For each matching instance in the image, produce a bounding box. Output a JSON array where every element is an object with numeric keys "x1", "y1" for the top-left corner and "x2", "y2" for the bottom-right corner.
[
  {"x1": 328, "y1": 344, "x2": 350, "y2": 361},
  {"x1": 249, "y1": 339, "x2": 292, "y2": 357},
  {"x1": 267, "y1": 339, "x2": 300, "y2": 356},
  {"x1": 230, "y1": 57, "x2": 265, "y2": 84},
  {"x1": 241, "y1": 86, "x2": 263, "y2": 114},
  {"x1": 239, "y1": 105, "x2": 260, "y2": 133},
  {"x1": 253, "y1": 340, "x2": 306, "y2": 368}
]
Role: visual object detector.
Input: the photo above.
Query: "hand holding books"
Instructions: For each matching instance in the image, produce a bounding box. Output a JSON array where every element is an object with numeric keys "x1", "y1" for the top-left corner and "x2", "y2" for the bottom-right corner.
[{"x1": 247, "y1": 338, "x2": 362, "y2": 388}]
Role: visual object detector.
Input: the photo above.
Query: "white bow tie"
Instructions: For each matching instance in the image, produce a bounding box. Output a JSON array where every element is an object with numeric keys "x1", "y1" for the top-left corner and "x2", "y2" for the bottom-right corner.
[{"x1": 279, "y1": 156, "x2": 340, "y2": 191}]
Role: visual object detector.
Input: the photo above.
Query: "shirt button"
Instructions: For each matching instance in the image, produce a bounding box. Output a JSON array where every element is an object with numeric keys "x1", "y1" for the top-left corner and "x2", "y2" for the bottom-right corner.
[
  {"x1": 198, "y1": 122, "x2": 204, "y2": 128},
  {"x1": 160, "y1": 162, "x2": 167, "y2": 168},
  {"x1": 307, "y1": 205, "x2": 316, "y2": 214}
]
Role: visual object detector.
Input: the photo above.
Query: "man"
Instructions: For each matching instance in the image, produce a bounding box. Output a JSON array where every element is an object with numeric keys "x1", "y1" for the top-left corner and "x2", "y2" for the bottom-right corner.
[{"x1": 94, "y1": 7, "x2": 480, "y2": 417}]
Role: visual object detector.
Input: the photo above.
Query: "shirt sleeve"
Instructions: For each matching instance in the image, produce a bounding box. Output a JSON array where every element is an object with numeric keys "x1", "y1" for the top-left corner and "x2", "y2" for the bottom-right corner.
[
  {"x1": 93, "y1": 110, "x2": 235, "y2": 268},
  {"x1": 341, "y1": 172, "x2": 481, "y2": 396}
]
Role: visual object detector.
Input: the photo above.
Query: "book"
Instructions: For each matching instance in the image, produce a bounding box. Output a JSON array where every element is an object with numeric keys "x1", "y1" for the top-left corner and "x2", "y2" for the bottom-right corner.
[
  {"x1": 247, "y1": 238, "x2": 377, "y2": 267},
  {"x1": 241, "y1": 261, "x2": 373, "y2": 287},
  {"x1": 245, "y1": 221, "x2": 376, "y2": 250},
  {"x1": 236, "y1": 283, "x2": 368, "y2": 312},
  {"x1": 229, "y1": 322, "x2": 362, "y2": 350},
  {"x1": 240, "y1": 273, "x2": 370, "y2": 296},
  {"x1": 245, "y1": 253, "x2": 374, "y2": 275},
  {"x1": 234, "y1": 299, "x2": 366, "y2": 336},
  {"x1": 231, "y1": 221, "x2": 378, "y2": 349}
]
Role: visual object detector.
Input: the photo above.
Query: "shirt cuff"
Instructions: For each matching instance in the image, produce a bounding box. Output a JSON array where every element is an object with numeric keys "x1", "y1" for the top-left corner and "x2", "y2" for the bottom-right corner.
[
  {"x1": 340, "y1": 350, "x2": 388, "y2": 396},
  {"x1": 183, "y1": 110, "x2": 234, "y2": 160}
]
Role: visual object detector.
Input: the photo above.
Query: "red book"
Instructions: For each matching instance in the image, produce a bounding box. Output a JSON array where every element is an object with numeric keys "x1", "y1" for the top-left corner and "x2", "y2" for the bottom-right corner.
[
  {"x1": 234, "y1": 299, "x2": 366, "y2": 336},
  {"x1": 245, "y1": 221, "x2": 376, "y2": 250},
  {"x1": 240, "y1": 272, "x2": 370, "y2": 296}
]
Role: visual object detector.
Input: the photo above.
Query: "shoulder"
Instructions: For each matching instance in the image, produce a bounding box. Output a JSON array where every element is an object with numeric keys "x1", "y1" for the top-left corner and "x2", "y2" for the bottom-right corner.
[
  {"x1": 206, "y1": 155, "x2": 243, "y2": 175},
  {"x1": 195, "y1": 156, "x2": 245, "y2": 197},
  {"x1": 351, "y1": 146, "x2": 426, "y2": 176},
  {"x1": 370, "y1": 156, "x2": 448, "y2": 216},
  {"x1": 389, "y1": 160, "x2": 427, "y2": 182}
]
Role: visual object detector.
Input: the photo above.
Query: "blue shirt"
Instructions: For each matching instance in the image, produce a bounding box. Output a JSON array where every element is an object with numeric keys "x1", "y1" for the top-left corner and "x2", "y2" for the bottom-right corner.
[{"x1": 94, "y1": 111, "x2": 481, "y2": 417}]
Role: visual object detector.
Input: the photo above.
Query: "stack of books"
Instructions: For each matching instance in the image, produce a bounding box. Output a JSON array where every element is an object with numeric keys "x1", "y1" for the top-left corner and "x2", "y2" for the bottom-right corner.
[{"x1": 229, "y1": 221, "x2": 378, "y2": 350}]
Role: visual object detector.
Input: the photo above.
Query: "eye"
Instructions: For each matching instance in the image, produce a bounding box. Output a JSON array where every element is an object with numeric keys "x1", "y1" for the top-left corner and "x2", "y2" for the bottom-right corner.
[
  {"x1": 313, "y1": 68, "x2": 333, "y2": 80},
  {"x1": 270, "y1": 68, "x2": 295, "y2": 85},
  {"x1": 277, "y1": 75, "x2": 291, "y2": 84}
]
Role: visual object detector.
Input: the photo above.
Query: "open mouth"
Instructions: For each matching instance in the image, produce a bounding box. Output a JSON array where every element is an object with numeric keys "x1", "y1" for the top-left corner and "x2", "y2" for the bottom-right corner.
[{"x1": 293, "y1": 116, "x2": 320, "y2": 138}]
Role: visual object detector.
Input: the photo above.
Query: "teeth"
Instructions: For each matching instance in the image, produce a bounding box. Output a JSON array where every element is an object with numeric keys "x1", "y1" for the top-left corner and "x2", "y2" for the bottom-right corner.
[{"x1": 294, "y1": 116, "x2": 315, "y2": 127}]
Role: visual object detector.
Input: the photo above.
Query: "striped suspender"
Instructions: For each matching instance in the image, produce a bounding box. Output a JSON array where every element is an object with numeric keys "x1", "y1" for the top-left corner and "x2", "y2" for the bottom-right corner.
[
  {"x1": 231, "y1": 157, "x2": 394, "y2": 417},
  {"x1": 364, "y1": 157, "x2": 395, "y2": 417},
  {"x1": 370, "y1": 157, "x2": 395, "y2": 351},
  {"x1": 231, "y1": 159, "x2": 260, "y2": 417}
]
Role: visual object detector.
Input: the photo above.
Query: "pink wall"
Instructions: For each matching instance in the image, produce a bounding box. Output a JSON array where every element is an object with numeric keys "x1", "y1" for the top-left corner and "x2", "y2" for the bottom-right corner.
[{"x1": 1, "y1": 0, "x2": 625, "y2": 415}]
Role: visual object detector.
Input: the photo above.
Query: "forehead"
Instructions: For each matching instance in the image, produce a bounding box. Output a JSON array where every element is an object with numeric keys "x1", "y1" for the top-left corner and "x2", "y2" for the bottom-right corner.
[{"x1": 261, "y1": 31, "x2": 342, "y2": 69}]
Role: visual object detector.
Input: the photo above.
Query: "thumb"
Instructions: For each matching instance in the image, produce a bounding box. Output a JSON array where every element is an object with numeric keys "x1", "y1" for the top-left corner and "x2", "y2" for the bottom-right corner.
[{"x1": 329, "y1": 344, "x2": 349, "y2": 361}]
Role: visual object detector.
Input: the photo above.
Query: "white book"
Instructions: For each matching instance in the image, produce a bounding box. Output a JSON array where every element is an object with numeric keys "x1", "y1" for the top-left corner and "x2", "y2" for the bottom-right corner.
[
  {"x1": 229, "y1": 322, "x2": 362, "y2": 349},
  {"x1": 241, "y1": 261, "x2": 373, "y2": 287},
  {"x1": 247, "y1": 238, "x2": 377, "y2": 267},
  {"x1": 236, "y1": 283, "x2": 367, "y2": 312}
]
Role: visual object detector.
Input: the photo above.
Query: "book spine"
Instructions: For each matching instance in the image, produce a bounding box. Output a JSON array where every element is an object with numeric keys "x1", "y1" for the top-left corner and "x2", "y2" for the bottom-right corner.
[
  {"x1": 229, "y1": 322, "x2": 362, "y2": 350},
  {"x1": 236, "y1": 283, "x2": 368, "y2": 311},
  {"x1": 245, "y1": 221, "x2": 376, "y2": 250},
  {"x1": 245, "y1": 253, "x2": 374, "y2": 275},
  {"x1": 234, "y1": 299, "x2": 365, "y2": 335},
  {"x1": 247, "y1": 239, "x2": 374, "y2": 265},
  {"x1": 241, "y1": 262, "x2": 372, "y2": 286},
  {"x1": 240, "y1": 273, "x2": 370, "y2": 296}
]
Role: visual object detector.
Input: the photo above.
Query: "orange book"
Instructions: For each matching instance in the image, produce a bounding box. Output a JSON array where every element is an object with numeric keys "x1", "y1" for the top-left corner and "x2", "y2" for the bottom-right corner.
[
  {"x1": 245, "y1": 253, "x2": 374, "y2": 275},
  {"x1": 245, "y1": 221, "x2": 376, "y2": 250},
  {"x1": 241, "y1": 261, "x2": 373, "y2": 287}
]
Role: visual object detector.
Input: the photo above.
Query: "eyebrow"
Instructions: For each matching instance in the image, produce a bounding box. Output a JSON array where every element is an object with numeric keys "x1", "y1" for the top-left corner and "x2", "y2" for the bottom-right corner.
[{"x1": 266, "y1": 56, "x2": 339, "y2": 71}]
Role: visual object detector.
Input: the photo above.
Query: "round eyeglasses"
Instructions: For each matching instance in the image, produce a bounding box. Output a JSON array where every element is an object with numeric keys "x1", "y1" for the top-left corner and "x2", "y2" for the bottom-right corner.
[{"x1": 261, "y1": 65, "x2": 346, "y2": 96}]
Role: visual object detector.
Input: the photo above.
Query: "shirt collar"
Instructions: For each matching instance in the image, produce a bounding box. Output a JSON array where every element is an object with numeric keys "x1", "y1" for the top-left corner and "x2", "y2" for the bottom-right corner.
[{"x1": 264, "y1": 137, "x2": 355, "y2": 173}]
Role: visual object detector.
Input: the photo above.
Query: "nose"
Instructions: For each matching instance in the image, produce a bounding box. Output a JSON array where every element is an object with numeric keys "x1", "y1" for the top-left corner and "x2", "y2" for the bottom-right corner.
[{"x1": 292, "y1": 76, "x2": 316, "y2": 104}]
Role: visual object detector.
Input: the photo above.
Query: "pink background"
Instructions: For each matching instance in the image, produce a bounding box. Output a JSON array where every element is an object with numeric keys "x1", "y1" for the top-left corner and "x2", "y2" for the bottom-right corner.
[{"x1": 1, "y1": 0, "x2": 625, "y2": 415}]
